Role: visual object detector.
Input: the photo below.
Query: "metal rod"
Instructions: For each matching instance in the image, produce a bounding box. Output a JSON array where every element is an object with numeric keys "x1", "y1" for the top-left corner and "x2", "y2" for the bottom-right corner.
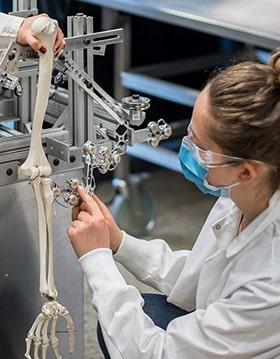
[
  {"x1": 86, "y1": 16, "x2": 95, "y2": 141},
  {"x1": 102, "y1": 9, "x2": 131, "y2": 180},
  {"x1": 73, "y1": 14, "x2": 86, "y2": 147},
  {"x1": 67, "y1": 16, "x2": 74, "y2": 143}
]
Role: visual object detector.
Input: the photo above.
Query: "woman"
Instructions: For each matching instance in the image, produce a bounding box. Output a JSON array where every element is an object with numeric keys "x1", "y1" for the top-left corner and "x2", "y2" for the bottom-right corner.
[
  {"x1": 0, "y1": 12, "x2": 64, "y2": 54},
  {"x1": 68, "y1": 51, "x2": 280, "y2": 358}
]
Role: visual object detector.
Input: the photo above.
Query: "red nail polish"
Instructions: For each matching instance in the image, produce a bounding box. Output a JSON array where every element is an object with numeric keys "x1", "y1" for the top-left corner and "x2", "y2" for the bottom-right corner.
[{"x1": 39, "y1": 47, "x2": 47, "y2": 54}]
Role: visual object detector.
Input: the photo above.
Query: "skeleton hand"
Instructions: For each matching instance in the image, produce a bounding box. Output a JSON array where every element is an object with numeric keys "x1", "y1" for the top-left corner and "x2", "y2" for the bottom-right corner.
[
  {"x1": 25, "y1": 300, "x2": 75, "y2": 359},
  {"x1": 16, "y1": 14, "x2": 65, "y2": 55}
]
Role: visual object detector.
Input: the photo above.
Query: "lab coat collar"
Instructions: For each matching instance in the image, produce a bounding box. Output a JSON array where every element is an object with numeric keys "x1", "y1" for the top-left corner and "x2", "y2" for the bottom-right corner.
[{"x1": 211, "y1": 190, "x2": 280, "y2": 258}]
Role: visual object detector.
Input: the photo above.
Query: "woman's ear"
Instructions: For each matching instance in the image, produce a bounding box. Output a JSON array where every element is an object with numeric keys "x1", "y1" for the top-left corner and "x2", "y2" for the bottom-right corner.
[{"x1": 237, "y1": 162, "x2": 258, "y2": 185}]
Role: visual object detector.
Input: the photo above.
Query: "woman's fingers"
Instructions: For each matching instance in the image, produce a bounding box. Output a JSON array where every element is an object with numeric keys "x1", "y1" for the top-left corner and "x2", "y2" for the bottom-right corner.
[
  {"x1": 77, "y1": 211, "x2": 92, "y2": 222},
  {"x1": 79, "y1": 192, "x2": 110, "y2": 222},
  {"x1": 16, "y1": 14, "x2": 65, "y2": 56},
  {"x1": 78, "y1": 186, "x2": 101, "y2": 215},
  {"x1": 78, "y1": 186, "x2": 93, "y2": 202},
  {"x1": 24, "y1": 32, "x2": 44, "y2": 53},
  {"x1": 72, "y1": 205, "x2": 80, "y2": 221},
  {"x1": 71, "y1": 220, "x2": 82, "y2": 229},
  {"x1": 92, "y1": 194, "x2": 111, "y2": 218},
  {"x1": 54, "y1": 27, "x2": 65, "y2": 54},
  {"x1": 77, "y1": 186, "x2": 102, "y2": 217}
]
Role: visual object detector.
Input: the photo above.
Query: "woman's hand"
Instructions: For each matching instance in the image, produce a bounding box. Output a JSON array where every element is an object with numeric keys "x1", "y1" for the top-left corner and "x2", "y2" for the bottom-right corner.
[
  {"x1": 68, "y1": 187, "x2": 123, "y2": 258},
  {"x1": 16, "y1": 14, "x2": 65, "y2": 55}
]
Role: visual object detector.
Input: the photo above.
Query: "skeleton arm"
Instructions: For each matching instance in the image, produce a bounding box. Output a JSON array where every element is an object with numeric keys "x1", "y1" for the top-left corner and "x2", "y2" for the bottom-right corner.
[{"x1": 15, "y1": 17, "x2": 75, "y2": 359}]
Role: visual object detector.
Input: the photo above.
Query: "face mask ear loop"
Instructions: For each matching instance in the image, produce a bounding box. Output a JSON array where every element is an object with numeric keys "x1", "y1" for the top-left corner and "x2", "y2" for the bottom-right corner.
[{"x1": 204, "y1": 178, "x2": 240, "y2": 197}]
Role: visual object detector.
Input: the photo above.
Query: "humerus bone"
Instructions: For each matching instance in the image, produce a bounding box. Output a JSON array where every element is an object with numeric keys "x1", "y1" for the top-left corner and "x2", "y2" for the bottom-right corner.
[
  {"x1": 19, "y1": 17, "x2": 57, "y2": 180},
  {"x1": 21, "y1": 17, "x2": 76, "y2": 358}
]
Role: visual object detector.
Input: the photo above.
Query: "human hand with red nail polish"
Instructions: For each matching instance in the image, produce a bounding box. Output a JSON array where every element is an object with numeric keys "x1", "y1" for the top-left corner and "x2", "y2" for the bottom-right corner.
[{"x1": 16, "y1": 13, "x2": 65, "y2": 55}]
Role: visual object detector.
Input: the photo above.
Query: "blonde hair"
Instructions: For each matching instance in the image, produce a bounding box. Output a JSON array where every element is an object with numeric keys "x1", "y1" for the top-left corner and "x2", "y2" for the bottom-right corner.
[{"x1": 208, "y1": 51, "x2": 280, "y2": 190}]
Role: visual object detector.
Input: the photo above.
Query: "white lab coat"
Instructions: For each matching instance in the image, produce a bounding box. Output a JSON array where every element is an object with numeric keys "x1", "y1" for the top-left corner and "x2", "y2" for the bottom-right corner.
[
  {"x1": 80, "y1": 189, "x2": 280, "y2": 358},
  {"x1": 0, "y1": 13, "x2": 23, "y2": 48}
]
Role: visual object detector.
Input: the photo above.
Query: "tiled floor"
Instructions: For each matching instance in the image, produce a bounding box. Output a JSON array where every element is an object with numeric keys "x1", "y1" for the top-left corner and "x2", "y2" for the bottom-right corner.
[{"x1": 84, "y1": 169, "x2": 216, "y2": 358}]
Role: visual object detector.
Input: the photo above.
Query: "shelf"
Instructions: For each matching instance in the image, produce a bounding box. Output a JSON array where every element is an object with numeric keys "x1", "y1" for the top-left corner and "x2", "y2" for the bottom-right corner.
[{"x1": 81, "y1": 0, "x2": 280, "y2": 49}]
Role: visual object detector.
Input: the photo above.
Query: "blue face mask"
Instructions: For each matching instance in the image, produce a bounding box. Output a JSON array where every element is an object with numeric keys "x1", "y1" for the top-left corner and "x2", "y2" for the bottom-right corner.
[{"x1": 178, "y1": 142, "x2": 239, "y2": 198}]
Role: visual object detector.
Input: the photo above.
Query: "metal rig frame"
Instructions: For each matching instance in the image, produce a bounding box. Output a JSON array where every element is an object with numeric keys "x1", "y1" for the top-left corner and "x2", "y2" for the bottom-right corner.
[{"x1": 0, "y1": 3, "x2": 171, "y2": 204}]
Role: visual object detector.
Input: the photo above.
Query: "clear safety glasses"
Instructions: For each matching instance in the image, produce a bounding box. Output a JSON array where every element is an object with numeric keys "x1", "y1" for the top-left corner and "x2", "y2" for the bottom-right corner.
[{"x1": 183, "y1": 125, "x2": 261, "y2": 169}]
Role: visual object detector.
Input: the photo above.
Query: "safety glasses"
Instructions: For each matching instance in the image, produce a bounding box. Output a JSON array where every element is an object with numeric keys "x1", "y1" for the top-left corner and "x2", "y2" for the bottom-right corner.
[{"x1": 182, "y1": 125, "x2": 252, "y2": 169}]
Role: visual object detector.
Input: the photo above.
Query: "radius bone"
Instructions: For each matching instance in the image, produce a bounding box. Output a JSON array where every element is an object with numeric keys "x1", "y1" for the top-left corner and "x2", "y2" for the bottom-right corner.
[
  {"x1": 31, "y1": 176, "x2": 48, "y2": 296},
  {"x1": 41, "y1": 177, "x2": 58, "y2": 299}
]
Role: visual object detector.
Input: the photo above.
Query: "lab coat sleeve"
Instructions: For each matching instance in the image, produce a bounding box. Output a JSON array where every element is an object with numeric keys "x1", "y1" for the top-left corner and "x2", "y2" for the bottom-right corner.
[
  {"x1": 80, "y1": 250, "x2": 280, "y2": 358},
  {"x1": 114, "y1": 232, "x2": 191, "y2": 295},
  {"x1": 0, "y1": 13, "x2": 24, "y2": 41}
]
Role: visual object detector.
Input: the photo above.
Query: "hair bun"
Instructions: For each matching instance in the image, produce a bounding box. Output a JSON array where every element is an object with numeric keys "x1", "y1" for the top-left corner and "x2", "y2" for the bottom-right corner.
[
  {"x1": 271, "y1": 50, "x2": 280, "y2": 71},
  {"x1": 268, "y1": 50, "x2": 280, "y2": 87}
]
